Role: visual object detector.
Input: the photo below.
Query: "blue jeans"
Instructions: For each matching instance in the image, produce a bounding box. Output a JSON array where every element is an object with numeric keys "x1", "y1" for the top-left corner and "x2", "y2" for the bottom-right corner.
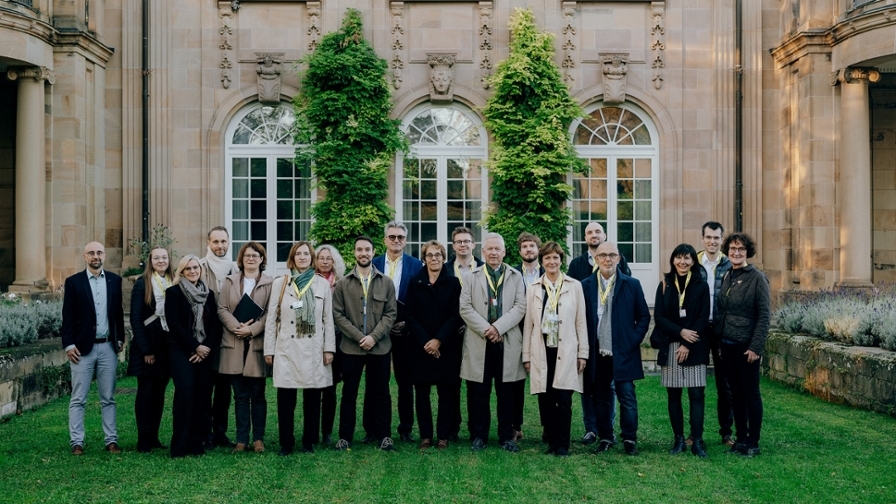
[
  {"x1": 592, "y1": 356, "x2": 638, "y2": 443},
  {"x1": 581, "y1": 382, "x2": 616, "y2": 437}
]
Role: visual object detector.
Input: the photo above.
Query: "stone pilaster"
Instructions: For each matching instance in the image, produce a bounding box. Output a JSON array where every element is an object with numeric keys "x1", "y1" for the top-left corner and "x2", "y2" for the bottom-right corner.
[{"x1": 7, "y1": 66, "x2": 55, "y2": 292}]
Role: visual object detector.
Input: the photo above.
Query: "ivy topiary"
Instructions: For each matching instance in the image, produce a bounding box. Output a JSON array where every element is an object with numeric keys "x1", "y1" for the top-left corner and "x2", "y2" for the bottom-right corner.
[
  {"x1": 482, "y1": 8, "x2": 588, "y2": 259},
  {"x1": 293, "y1": 9, "x2": 406, "y2": 265}
]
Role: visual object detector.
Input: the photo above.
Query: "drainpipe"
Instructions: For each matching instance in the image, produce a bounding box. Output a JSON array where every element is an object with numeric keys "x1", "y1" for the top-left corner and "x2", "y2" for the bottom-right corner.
[
  {"x1": 141, "y1": 0, "x2": 149, "y2": 243},
  {"x1": 734, "y1": 0, "x2": 744, "y2": 232}
]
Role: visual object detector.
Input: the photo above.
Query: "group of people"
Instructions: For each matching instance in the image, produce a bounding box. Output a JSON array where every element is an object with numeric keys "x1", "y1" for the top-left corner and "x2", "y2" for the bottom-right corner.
[{"x1": 61, "y1": 219, "x2": 770, "y2": 459}]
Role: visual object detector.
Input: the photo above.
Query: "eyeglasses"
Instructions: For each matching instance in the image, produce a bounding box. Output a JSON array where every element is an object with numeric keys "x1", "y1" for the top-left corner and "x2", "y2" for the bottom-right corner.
[
  {"x1": 729, "y1": 247, "x2": 747, "y2": 254},
  {"x1": 453, "y1": 239, "x2": 473, "y2": 245},
  {"x1": 597, "y1": 253, "x2": 619, "y2": 260},
  {"x1": 424, "y1": 253, "x2": 442, "y2": 260},
  {"x1": 243, "y1": 253, "x2": 261, "y2": 260},
  {"x1": 387, "y1": 235, "x2": 406, "y2": 242}
]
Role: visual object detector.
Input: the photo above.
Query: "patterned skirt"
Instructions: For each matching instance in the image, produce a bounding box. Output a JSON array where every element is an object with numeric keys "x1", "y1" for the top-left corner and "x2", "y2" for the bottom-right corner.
[{"x1": 660, "y1": 342, "x2": 707, "y2": 388}]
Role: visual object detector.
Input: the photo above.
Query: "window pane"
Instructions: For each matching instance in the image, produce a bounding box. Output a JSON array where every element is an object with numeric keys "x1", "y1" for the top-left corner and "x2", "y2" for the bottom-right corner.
[
  {"x1": 277, "y1": 221, "x2": 292, "y2": 242},
  {"x1": 635, "y1": 201, "x2": 651, "y2": 220},
  {"x1": 420, "y1": 180, "x2": 437, "y2": 199},
  {"x1": 277, "y1": 180, "x2": 293, "y2": 199},
  {"x1": 233, "y1": 158, "x2": 249, "y2": 177},
  {"x1": 447, "y1": 180, "x2": 463, "y2": 199},
  {"x1": 591, "y1": 179, "x2": 607, "y2": 199},
  {"x1": 635, "y1": 159, "x2": 652, "y2": 178},
  {"x1": 591, "y1": 158, "x2": 607, "y2": 178},
  {"x1": 617, "y1": 159, "x2": 633, "y2": 179},
  {"x1": 635, "y1": 243, "x2": 651, "y2": 263},
  {"x1": 618, "y1": 223, "x2": 633, "y2": 242},
  {"x1": 421, "y1": 201, "x2": 437, "y2": 221},
  {"x1": 250, "y1": 200, "x2": 266, "y2": 219},
  {"x1": 233, "y1": 179, "x2": 248, "y2": 199},
  {"x1": 617, "y1": 180, "x2": 634, "y2": 199},
  {"x1": 277, "y1": 243, "x2": 292, "y2": 263},
  {"x1": 251, "y1": 158, "x2": 266, "y2": 177},
  {"x1": 250, "y1": 180, "x2": 266, "y2": 198},
  {"x1": 404, "y1": 201, "x2": 418, "y2": 220},
  {"x1": 635, "y1": 222, "x2": 651, "y2": 242},
  {"x1": 635, "y1": 180, "x2": 652, "y2": 199},
  {"x1": 233, "y1": 221, "x2": 249, "y2": 239},
  {"x1": 250, "y1": 221, "x2": 266, "y2": 240},
  {"x1": 232, "y1": 200, "x2": 248, "y2": 219},
  {"x1": 619, "y1": 243, "x2": 634, "y2": 262},
  {"x1": 447, "y1": 200, "x2": 464, "y2": 220},
  {"x1": 618, "y1": 201, "x2": 633, "y2": 220}
]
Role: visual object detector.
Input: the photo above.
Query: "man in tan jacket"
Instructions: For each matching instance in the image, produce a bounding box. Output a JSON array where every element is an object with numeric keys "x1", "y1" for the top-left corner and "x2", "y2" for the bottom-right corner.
[
  {"x1": 332, "y1": 236, "x2": 398, "y2": 451},
  {"x1": 459, "y1": 232, "x2": 527, "y2": 452}
]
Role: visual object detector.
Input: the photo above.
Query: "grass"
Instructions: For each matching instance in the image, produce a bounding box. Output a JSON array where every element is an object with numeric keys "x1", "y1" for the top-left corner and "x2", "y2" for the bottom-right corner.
[{"x1": 0, "y1": 375, "x2": 893, "y2": 503}]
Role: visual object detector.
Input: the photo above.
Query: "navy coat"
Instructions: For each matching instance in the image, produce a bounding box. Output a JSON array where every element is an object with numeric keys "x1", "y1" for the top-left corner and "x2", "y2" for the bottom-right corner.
[
  {"x1": 61, "y1": 269, "x2": 125, "y2": 355},
  {"x1": 372, "y1": 252, "x2": 423, "y2": 322},
  {"x1": 582, "y1": 271, "x2": 650, "y2": 384},
  {"x1": 404, "y1": 267, "x2": 463, "y2": 384}
]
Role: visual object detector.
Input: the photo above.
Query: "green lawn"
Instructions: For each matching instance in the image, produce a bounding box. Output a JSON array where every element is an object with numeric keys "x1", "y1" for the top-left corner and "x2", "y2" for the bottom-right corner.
[{"x1": 0, "y1": 375, "x2": 893, "y2": 503}]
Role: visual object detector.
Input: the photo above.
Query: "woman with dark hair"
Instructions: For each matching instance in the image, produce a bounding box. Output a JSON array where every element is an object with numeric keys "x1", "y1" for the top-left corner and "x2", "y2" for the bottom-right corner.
[
  {"x1": 128, "y1": 246, "x2": 174, "y2": 453},
  {"x1": 521, "y1": 241, "x2": 589, "y2": 456},
  {"x1": 652, "y1": 243, "x2": 711, "y2": 457},
  {"x1": 315, "y1": 244, "x2": 346, "y2": 445},
  {"x1": 405, "y1": 239, "x2": 463, "y2": 450},
  {"x1": 165, "y1": 254, "x2": 223, "y2": 458},
  {"x1": 218, "y1": 242, "x2": 273, "y2": 453},
  {"x1": 265, "y1": 241, "x2": 335, "y2": 455},
  {"x1": 717, "y1": 232, "x2": 770, "y2": 457}
]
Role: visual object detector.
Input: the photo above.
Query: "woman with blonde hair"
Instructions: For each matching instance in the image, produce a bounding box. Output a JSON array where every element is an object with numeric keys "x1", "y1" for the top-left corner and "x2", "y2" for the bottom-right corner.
[
  {"x1": 315, "y1": 243, "x2": 345, "y2": 444},
  {"x1": 127, "y1": 246, "x2": 174, "y2": 452},
  {"x1": 265, "y1": 241, "x2": 336, "y2": 455}
]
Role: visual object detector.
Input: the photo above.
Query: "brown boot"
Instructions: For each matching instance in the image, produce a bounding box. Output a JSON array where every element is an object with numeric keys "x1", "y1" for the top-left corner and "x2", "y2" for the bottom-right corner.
[
  {"x1": 253, "y1": 440, "x2": 265, "y2": 453},
  {"x1": 232, "y1": 442, "x2": 247, "y2": 453}
]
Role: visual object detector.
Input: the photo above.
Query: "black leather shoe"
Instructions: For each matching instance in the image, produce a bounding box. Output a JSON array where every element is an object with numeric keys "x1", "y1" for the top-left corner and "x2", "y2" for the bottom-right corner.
[
  {"x1": 593, "y1": 440, "x2": 613, "y2": 454},
  {"x1": 727, "y1": 442, "x2": 748, "y2": 455},
  {"x1": 278, "y1": 448, "x2": 293, "y2": 456},
  {"x1": 581, "y1": 431, "x2": 597, "y2": 445},
  {"x1": 740, "y1": 445, "x2": 761, "y2": 458},
  {"x1": 669, "y1": 435, "x2": 687, "y2": 455},
  {"x1": 379, "y1": 437, "x2": 396, "y2": 451},
  {"x1": 201, "y1": 440, "x2": 215, "y2": 451},
  {"x1": 501, "y1": 440, "x2": 520, "y2": 453},
  {"x1": 623, "y1": 441, "x2": 639, "y2": 456},
  {"x1": 301, "y1": 444, "x2": 315, "y2": 454},
  {"x1": 214, "y1": 437, "x2": 236, "y2": 448},
  {"x1": 470, "y1": 438, "x2": 486, "y2": 452},
  {"x1": 691, "y1": 438, "x2": 708, "y2": 458},
  {"x1": 399, "y1": 433, "x2": 413, "y2": 443},
  {"x1": 554, "y1": 446, "x2": 569, "y2": 457},
  {"x1": 360, "y1": 435, "x2": 373, "y2": 444}
]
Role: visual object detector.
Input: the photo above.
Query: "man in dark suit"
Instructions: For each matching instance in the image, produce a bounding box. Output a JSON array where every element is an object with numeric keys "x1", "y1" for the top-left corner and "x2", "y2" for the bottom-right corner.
[
  {"x1": 582, "y1": 242, "x2": 650, "y2": 456},
  {"x1": 62, "y1": 242, "x2": 125, "y2": 455},
  {"x1": 372, "y1": 221, "x2": 423, "y2": 442}
]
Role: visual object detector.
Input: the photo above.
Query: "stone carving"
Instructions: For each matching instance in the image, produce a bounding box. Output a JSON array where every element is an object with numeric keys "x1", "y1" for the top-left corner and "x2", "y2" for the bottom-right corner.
[
  {"x1": 479, "y1": 3, "x2": 493, "y2": 88},
  {"x1": 601, "y1": 54, "x2": 628, "y2": 105},
  {"x1": 650, "y1": 2, "x2": 665, "y2": 90},
  {"x1": 832, "y1": 67, "x2": 882, "y2": 86},
  {"x1": 307, "y1": 3, "x2": 321, "y2": 51},
  {"x1": 6, "y1": 66, "x2": 56, "y2": 84},
  {"x1": 562, "y1": 3, "x2": 577, "y2": 83},
  {"x1": 391, "y1": 3, "x2": 405, "y2": 89},
  {"x1": 256, "y1": 53, "x2": 284, "y2": 104},
  {"x1": 428, "y1": 54, "x2": 456, "y2": 102},
  {"x1": 219, "y1": 6, "x2": 235, "y2": 89}
]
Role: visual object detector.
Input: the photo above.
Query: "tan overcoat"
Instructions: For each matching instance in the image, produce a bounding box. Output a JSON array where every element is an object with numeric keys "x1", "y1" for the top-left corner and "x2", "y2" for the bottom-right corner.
[
  {"x1": 521, "y1": 275, "x2": 589, "y2": 394},
  {"x1": 217, "y1": 272, "x2": 274, "y2": 377}
]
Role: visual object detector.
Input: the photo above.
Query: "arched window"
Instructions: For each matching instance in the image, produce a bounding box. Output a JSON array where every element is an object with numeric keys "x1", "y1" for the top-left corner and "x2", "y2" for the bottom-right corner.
[
  {"x1": 396, "y1": 104, "x2": 488, "y2": 258},
  {"x1": 225, "y1": 104, "x2": 312, "y2": 274},
  {"x1": 570, "y1": 104, "x2": 659, "y2": 296}
]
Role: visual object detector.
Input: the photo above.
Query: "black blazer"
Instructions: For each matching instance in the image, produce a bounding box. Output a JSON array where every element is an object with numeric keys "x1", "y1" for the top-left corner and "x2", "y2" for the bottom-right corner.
[
  {"x1": 404, "y1": 267, "x2": 463, "y2": 385},
  {"x1": 652, "y1": 274, "x2": 711, "y2": 367},
  {"x1": 61, "y1": 269, "x2": 125, "y2": 355},
  {"x1": 127, "y1": 276, "x2": 169, "y2": 376},
  {"x1": 164, "y1": 283, "x2": 222, "y2": 357}
]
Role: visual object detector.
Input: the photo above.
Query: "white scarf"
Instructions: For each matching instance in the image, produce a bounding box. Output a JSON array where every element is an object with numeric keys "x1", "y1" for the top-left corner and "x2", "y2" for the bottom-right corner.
[
  {"x1": 151, "y1": 273, "x2": 171, "y2": 332},
  {"x1": 204, "y1": 246, "x2": 234, "y2": 293}
]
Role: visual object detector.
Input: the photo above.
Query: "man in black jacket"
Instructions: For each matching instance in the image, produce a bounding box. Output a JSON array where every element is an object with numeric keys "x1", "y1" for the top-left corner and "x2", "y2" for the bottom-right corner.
[{"x1": 62, "y1": 242, "x2": 125, "y2": 455}]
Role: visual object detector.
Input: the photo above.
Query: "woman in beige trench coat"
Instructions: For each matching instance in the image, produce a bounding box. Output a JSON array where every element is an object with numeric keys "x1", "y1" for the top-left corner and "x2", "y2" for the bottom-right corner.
[
  {"x1": 264, "y1": 241, "x2": 335, "y2": 455},
  {"x1": 217, "y1": 242, "x2": 274, "y2": 453},
  {"x1": 522, "y1": 241, "x2": 589, "y2": 456}
]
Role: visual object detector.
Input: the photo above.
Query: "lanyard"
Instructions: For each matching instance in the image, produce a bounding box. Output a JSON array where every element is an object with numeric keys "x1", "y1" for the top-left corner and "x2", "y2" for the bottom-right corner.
[
  {"x1": 598, "y1": 273, "x2": 615, "y2": 306},
  {"x1": 292, "y1": 277, "x2": 314, "y2": 299},
  {"x1": 359, "y1": 273, "x2": 370, "y2": 301},
  {"x1": 386, "y1": 257, "x2": 399, "y2": 279},
  {"x1": 152, "y1": 273, "x2": 170, "y2": 296},
  {"x1": 674, "y1": 271, "x2": 691, "y2": 309},
  {"x1": 454, "y1": 262, "x2": 464, "y2": 287},
  {"x1": 544, "y1": 274, "x2": 564, "y2": 312},
  {"x1": 485, "y1": 267, "x2": 505, "y2": 298}
]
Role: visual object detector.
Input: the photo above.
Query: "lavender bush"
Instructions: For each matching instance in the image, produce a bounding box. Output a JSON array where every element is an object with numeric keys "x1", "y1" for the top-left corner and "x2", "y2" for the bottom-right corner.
[{"x1": 0, "y1": 295, "x2": 64, "y2": 348}]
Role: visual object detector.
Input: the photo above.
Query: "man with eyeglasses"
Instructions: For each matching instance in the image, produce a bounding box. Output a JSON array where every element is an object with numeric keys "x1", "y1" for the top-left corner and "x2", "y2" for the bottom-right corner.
[
  {"x1": 445, "y1": 226, "x2": 483, "y2": 286},
  {"x1": 582, "y1": 242, "x2": 650, "y2": 456},
  {"x1": 372, "y1": 221, "x2": 423, "y2": 443},
  {"x1": 62, "y1": 242, "x2": 126, "y2": 455},
  {"x1": 698, "y1": 221, "x2": 734, "y2": 448}
]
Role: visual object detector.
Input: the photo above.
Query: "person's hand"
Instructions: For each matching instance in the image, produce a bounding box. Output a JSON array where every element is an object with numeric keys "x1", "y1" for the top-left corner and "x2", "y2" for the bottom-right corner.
[
  {"x1": 423, "y1": 339, "x2": 441, "y2": 355},
  {"x1": 189, "y1": 353, "x2": 203, "y2": 364},
  {"x1": 676, "y1": 344, "x2": 690, "y2": 363},
  {"x1": 323, "y1": 352, "x2": 334, "y2": 366},
  {"x1": 524, "y1": 362, "x2": 530, "y2": 373},
  {"x1": 233, "y1": 320, "x2": 254, "y2": 338},
  {"x1": 680, "y1": 329, "x2": 699, "y2": 344},
  {"x1": 196, "y1": 345, "x2": 211, "y2": 359},
  {"x1": 577, "y1": 358, "x2": 586, "y2": 374},
  {"x1": 265, "y1": 355, "x2": 274, "y2": 366},
  {"x1": 144, "y1": 354, "x2": 156, "y2": 365},
  {"x1": 484, "y1": 325, "x2": 502, "y2": 343},
  {"x1": 359, "y1": 335, "x2": 375, "y2": 351},
  {"x1": 745, "y1": 349, "x2": 760, "y2": 363},
  {"x1": 390, "y1": 321, "x2": 406, "y2": 336},
  {"x1": 66, "y1": 347, "x2": 81, "y2": 364}
]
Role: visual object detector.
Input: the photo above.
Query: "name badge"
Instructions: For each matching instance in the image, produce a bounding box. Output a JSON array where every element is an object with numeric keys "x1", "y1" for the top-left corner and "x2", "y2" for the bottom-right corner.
[
  {"x1": 679, "y1": 309, "x2": 687, "y2": 318},
  {"x1": 597, "y1": 304, "x2": 604, "y2": 317},
  {"x1": 491, "y1": 298, "x2": 498, "y2": 307},
  {"x1": 291, "y1": 301, "x2": 303, "y2": 310}
]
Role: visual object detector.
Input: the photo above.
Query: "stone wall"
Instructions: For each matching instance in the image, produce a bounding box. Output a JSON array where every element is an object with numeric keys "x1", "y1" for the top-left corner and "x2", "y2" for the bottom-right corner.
[
  {"x1": 0, "y1": 339, "x2": 71, "y2": 418},
  {"x1": 763, "y1": 332, "x2": 896, "y2": 417}
]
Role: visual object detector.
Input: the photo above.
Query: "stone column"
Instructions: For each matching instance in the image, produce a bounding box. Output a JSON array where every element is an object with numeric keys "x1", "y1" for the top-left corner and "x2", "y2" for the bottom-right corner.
[
  {"x1": 7, "y1": 66, "x2": 55, "y2": 292},
  {"x1": 835, "y1": 67, "x2": 879, "y2": 286}
]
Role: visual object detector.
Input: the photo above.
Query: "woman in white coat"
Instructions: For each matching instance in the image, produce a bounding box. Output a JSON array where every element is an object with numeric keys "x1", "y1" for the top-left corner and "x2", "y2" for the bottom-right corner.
[
  {"x1": 264, "y1": 241, "x2": 335, "y2": 455},
  {"x1": 522, "y1": 241, "x2": 589, "y2": 456}
]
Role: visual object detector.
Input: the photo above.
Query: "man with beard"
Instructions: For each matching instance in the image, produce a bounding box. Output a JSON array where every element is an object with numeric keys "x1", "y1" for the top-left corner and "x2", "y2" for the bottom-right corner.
[
  {"x1": 512, "y1": 231, "x2": 544, "y2": 442},
  {"x1": 333, "y1": 236, "x2": 398, "y2": 451},
  {"x1": 199, "y1": 226, "x2": 238, "y2": 448},
  {"x1": 62, "y1": 242, "x2": 126, "y2": 455}
]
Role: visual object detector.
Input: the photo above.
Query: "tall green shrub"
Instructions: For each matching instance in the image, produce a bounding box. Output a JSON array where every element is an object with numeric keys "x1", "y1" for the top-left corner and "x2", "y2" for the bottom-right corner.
[
  {"x1": 482, "y1": 8, "x2": 587, "y2": 255},
  {"x1": 294, "y1": 9, "x2": 405, "y2": 264}
]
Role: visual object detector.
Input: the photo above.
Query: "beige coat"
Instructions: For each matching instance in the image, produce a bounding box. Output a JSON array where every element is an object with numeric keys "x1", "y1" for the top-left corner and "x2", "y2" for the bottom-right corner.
[
  {"x1": 264, "y1": 275, "x2": 336, "y2": 389},
  {"x1": 459, "y1": 264, "x2": 527, "y2": 383},
  {"x1": 200, "y1": 257, "x2": 236, "y2": 370},
  {"x1": 217, "y1": 272, "x2": 274, "y2": 377},
  {"x1": 522, "y1": 275, "x2": 589, "y2": 394}
]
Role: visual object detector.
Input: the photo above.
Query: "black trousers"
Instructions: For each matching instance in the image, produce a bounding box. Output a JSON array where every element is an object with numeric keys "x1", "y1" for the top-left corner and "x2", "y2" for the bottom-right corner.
[
  {"x1": 277, "y1": 387, "x2": 323, "y2": 451},
  {"x1": 392, "y1": 338, "x2": 415, "y2": 436},
  {"x1": 231, "y1": 374, "x2": 266, "y2": 444},
  {"x1": 468, "y1": 342, "x2": 517, "y2": 444},
  {"x1": 414, "y1": 381, "x2": 461, "y2": 441},
  {"x1": 321, "y1": 384, "x2": 337, "y2": 438},
  {"x1": 512, "y1": 379, "x2": 527, "y2": 432},
  {"x1": 339, "y1": 352, "x2": 392, "y2": 443},
  {"x1": 721, "y1": 342, "x2": 763, "y2": 447},
  {"x1": 135, "y1": 371, "x2": 169, "y2": 452},
  {"x1": 710, "y1": 324, "x2": 734, "y2": 438},
  {"x1": 169, "y1": 348, "x2": 212, "y2": 458},
  {"x1": 537, "y1": 347, "x2": 573, "y2": 451},
  {"x1": 208, "y1": 369, "x2": 232, "y2": 443},
  {"x1": 666, "y1": 387, "x2": 705, "y2": 439}
]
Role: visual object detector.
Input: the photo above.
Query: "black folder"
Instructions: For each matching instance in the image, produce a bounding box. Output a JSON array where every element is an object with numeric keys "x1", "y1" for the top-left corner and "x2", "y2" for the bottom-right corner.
[{"x1": 232, "y1": 294, "x2": 263, "y2": 323}]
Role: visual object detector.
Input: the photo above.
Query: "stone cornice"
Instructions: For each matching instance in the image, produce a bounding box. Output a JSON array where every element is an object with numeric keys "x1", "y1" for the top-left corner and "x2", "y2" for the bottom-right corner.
[
  {"x1": 831, "y1": 5, "x2": 896, "y2": 44},
  {"x1": 53, "y1": 29, "x2": 115, "y2": 67},
  {"x1": 0, "y1": 6, "x2": 56, "y2": 46},
  {"x1": 770, "y1": 30, "x2": 832, "y2": 69}
]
